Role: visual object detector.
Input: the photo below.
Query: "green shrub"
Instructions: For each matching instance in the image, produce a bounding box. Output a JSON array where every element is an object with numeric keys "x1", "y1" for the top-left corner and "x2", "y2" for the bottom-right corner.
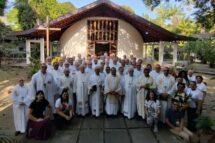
[
  {"x1": 28, "y1": 57, "x2": 40, "y2": 77},
  {"x1": 196, "y1": 115, "x2": 215, "y2": 134}
]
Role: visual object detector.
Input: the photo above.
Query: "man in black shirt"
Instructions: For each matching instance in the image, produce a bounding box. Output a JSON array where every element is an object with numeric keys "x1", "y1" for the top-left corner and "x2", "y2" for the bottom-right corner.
[{"x1": 165, "y1": 99, "x2": 193, "y2": 143}]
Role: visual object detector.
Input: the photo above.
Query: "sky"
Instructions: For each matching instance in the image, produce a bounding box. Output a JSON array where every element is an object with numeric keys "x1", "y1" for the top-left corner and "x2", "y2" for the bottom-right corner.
[
  {"x1": 5, "y1": 0, "x2": 196, "y2": 19},
  {"x1": 57, "y1": 0, "x2": 196, "y2": 19},
  {"x1": 58, "y1": 0, "x2": 157, "y2": 18}
]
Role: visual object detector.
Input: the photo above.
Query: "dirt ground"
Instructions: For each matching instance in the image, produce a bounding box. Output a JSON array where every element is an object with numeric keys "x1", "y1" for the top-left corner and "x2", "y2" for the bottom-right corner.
[
  {"x1": 0, "y1": 65, "x2": 214, "y2": 136},
  {"x1": 0, "y1": 66, "x2": 29, "y2": 135}
]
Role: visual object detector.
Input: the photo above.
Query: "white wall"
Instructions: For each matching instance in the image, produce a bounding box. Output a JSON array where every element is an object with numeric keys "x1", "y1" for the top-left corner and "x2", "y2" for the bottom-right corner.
[
  {"x1": 117, "y1": 19, "x2": 143, "y2": 59},
  {"x1": 60, "y1": 19, "x2": 87, "y2": 58},
  {"x1": 60, "y1": 18, "x2": 143, "y2": 59}
]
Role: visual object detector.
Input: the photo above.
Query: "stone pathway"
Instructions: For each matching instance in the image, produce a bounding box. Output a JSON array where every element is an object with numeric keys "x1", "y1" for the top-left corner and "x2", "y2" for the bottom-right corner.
[{"x1": 20, "y1": 115, "x2": 186, "y2": 143}]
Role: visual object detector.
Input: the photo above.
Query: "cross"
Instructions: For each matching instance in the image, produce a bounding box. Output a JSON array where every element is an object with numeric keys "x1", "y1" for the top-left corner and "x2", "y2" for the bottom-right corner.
[{"x1": 37, "y1": 16, "x2": 61, "y2": 57}]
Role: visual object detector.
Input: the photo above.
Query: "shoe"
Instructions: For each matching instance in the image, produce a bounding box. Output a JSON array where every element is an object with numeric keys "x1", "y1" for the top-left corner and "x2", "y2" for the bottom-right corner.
[
  {"x1": 153, "y1": 126, "x2": 158, "y2": 133},
  {"x1": 15, "y1": 131, "x2": 21, "y2": 136}
]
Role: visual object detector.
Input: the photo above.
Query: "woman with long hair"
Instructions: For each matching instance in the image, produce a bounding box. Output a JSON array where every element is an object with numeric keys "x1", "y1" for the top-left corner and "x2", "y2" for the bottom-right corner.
[
  {"x1": 26, "y1": 90, "x2": 53, "y2": 140},
  {"x1": 54, "y1": 89, "x2": 74, "y2": 129}
]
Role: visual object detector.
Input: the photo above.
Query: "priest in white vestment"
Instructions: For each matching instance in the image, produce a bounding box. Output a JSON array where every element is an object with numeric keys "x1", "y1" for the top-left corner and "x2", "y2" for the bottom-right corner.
[
  {"x1": 122, "y1": 67, "x2": 137, "y2": 119},
  {"x1": 31, "y1": 63, "x2": 56, "y2": 112},
  {"x1": 156, "y1": 67, "x2": 175, "y2": 123},
  {"x1": 134, "y1": 62, "x2": 143, "y2": 79},
  {"x1": 136, "y1": 68, "x2": 155, "y2": 119},
  {"x1": 11, "y1": 78, "x2": 30, "y2": 135},
  {"x1": 50, "y1": 62, "x2": 63, "y2": 100},
  {"x1": 59, "y1": 68, "x2": 75, "y2": 106},
  {"x1": 46, "y1": 57, "x2": 53, "y2": 73},
  {"x1": 150, "y1": 64, "x2": 162, "y2": 81},
  {"x1": 104, "y1": 67, "x2": 122, "y2": 115},
  {"x1": 88, "y1": 66, "x2": 103, "y2": 117},
  {"x1": 74, "y1": 65, "x2": 89, "y2": 116}
]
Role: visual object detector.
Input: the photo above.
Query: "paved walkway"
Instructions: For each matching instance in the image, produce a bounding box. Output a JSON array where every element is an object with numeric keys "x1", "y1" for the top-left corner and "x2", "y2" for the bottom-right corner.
[{"x1": 19, "y1": 115, "x2": 186, "y2": 143}]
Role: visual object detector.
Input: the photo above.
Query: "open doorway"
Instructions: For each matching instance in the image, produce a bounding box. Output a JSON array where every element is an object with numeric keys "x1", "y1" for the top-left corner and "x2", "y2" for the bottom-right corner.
[{"x1": 95, "y1": 43, "x2": 110, "y2": 57}]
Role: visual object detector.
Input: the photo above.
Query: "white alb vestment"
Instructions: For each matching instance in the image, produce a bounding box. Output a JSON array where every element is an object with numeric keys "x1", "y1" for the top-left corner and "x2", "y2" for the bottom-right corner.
[
  {"x1": 136, "y1": 75, "x2": 155, "y2": 119},
  {"x1": 134, "y1": 69, "x2": 143, "y2": 79},
  {"x1": 11, "y1": 84, "x2": 30, "y2": 133},
  {"x1": 104, "y1": 74, "x2": 122, "y2": 115},
  {"x1": 74, "y1": 72, "x2": 89, "y2": 116},
  {"x1": 122, "y1": 75, "x2": 137, "y2": 119},
  {"x1": 88, "y1": 74, "x2": 103, "y2": 117},
  {"x1": 149, "y1": 70, "x2": 161, "y2": 81},
  {"x1": 156, "y1": 73, "x2": 175, "y2": 123},
  {"x1": 59, "y1": 74, "x2": 75, "y2": 105},
  {"x1": 31, "y1": 71, "x2": 56, "y2": 111}
]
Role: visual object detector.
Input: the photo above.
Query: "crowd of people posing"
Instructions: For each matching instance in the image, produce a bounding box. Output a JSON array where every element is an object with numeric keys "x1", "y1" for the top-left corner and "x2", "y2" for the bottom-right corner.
[{"x1": 12, "y1": 54, "x2": 207, "y2": 142}]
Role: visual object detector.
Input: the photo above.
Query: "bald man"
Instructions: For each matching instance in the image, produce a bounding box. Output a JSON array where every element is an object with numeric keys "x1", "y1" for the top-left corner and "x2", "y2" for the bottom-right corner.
[
  {"x1": 88, "y1": 66, "x2": 103, "y2": 117},
  {"x1": 122, "y1": 67, "x2": 137, "y2": 119},
  {"x1": 156, "y1": 67, "x2": 175, "y2": 123},
  {"x1": 104, "y1": 67, "x2": 122, "y2": 115},
  {"x1": 74, "y1": 65, "x2": 90, "y2": 116},
  {"x1": 12, "y1": 78, "x2": 30, "y2": 135},
  {"x1": 30, "y1": 63, "x2": 56, "y2": 112}
]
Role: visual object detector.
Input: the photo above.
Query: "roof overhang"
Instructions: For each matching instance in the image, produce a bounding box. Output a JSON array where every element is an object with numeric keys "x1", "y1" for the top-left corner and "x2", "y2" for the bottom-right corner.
[{"x1": 13, "y1": 0, "x2": 197, "y2": 42}]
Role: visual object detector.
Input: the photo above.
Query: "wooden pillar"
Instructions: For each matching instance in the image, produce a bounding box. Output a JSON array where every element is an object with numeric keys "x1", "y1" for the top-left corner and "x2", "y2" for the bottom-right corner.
[
  {"x1": 46, "y1": 16, "x2": 50, "y2": 57},
  {"x1": 40, "y1": 38, "x2": 45, "y2": 63},
  {"x1": 144, "y1": 44, "x2": 148, "y2": 59},
  {"x1": 151, "y1": 44, "x2": 155, "y2": 60},
  {"x1": 50, "y1": 42, "x2": 52, "y2": 58},
  {"x1": 172, "y1": 42, "x2": 178, "y2": 65},
  {"x1": 159, "y1": 41, "x2": 164, "y2": 65},
  {"x1": 26, "y1": 40, "x2": 31, "y2": 64}
]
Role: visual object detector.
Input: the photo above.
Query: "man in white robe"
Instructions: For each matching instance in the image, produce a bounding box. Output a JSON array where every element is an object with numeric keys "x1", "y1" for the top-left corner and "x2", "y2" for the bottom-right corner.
[
  {"x1": 150, "y1": 64, "x2": 162, "y2": 81},
  {"x1": 134, "y1": 62, "x2": 143, "y2": 79},
  {"x1": 31, "y1": 63, "x2": 56, "y2": 111},
  {"x1": 46, "y1": 57, "x2": 53, "y2": 73},
  {"x1": 136, "y1": 68, "x2": 155, "y2": 119},
  {"x1": 92, "y1": 56, "x2": 100, "y2": 70},
  {"x1": 74, "y1": 65, "x2": 89, "y2": 116},
  {"x1": 122, "y1": 67, "x2": 137, "y2": 119},
  {"x1": 104, "y1": 67, "x2": 122, "y2": 116},
  {"x1": 156, "y1": 67, "x2": 175, "y2": 123},
  {"x1": 109, "y1": 57, "x2": 121, "y2": 70},
  {"x1": 50, "y1": 62, "x2": 63, "y2": 99},
  {"x1": 11, "y1": 78, "x2": 30, "y2": 135},
  {"x1": 59, "y1": 68, "x2": 75, "y2": 106},
  {"x1": 68, "y1": 57, "x2": 76, "y2": 74},
  {"x1": 88, "y1": 66, "x2": 103, "y2": 117},
  {"x1": 85, "y1": 61, "x2": 94, "y2": 75}
]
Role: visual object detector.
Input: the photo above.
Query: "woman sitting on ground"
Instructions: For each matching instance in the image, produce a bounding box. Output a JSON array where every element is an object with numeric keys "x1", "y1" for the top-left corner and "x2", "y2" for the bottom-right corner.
[
  {"x1": 26, "y1": 90, "x2": 53, "y2": 140},
  {"x1": 54, "y1": 89, "x2": 74, "y2": 129}
]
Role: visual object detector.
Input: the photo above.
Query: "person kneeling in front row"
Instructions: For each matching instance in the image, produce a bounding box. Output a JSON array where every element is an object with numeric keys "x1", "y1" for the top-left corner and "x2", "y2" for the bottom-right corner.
[
  {"x1": 54, "y1": 89, "x2": 74, "y2": 129},
  {"x1": 165, "y1": 99, "x2": 193, "y2": 143}
]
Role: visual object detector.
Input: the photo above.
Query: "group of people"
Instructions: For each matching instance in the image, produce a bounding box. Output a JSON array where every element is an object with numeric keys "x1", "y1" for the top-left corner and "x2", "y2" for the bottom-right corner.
[{"x1": 12, "y1": 53, "x2": 207, "y2": 142}]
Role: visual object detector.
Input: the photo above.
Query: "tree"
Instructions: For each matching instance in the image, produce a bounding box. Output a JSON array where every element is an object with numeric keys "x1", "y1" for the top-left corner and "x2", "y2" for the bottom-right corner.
[
  {"x1": 15, "y1": 0, "x2": 37, "y2": 30},
  {"x1": 7, "y1": 0, "x2": 77, "y2": 30},
  {"x1": 142, "y1": 4, "x2": 200, "y2": 36},
  {"x1": 6, "y1": 8, "x2": 22, "y2": 31},
  {"x1": 122, "y1": 5, "x2": 135, "y2": 14},
  {"x1": 0, "y1": 0, "x2": 6, "y2": 16},
  {"x1": 28, "y1": 0, "x2": 76, "y2": 22},
  {"x1": 142, "y1": 0, "x2": 215, "y2": 31},
  {"x1": 194, "y1": 0, "x2": 215, "y2": 30}
]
